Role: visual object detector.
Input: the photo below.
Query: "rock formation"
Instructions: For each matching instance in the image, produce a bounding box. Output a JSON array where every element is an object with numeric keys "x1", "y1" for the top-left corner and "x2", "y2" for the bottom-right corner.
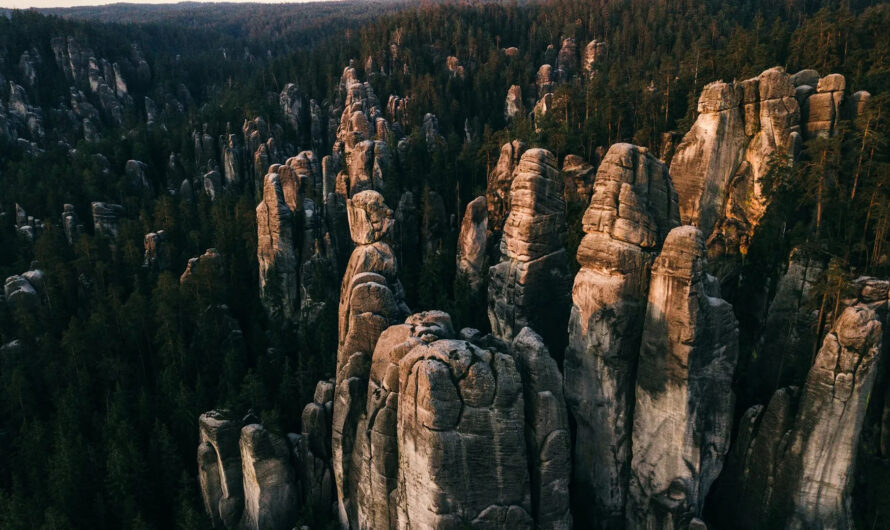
[
  {"x1": 456, "y1": 196, "x2": 488, "y2": 293},
  {"x1": 505, "y1": 84, "x2": 523, "y2": 121},
  {"x1": 397, "y1": 329, "x2": 533, "y2": 528},
  {"x1": 181, "y1": 248, "x2": 224, "y2": 286},
  {"x1": 353, "y1": 311, "x2": 455, "y2": 529},
  {"x1": 561, "y1": 154, "x2": 596, "y2": 210},
  {"x1": 198, "y1": 411, "x2": 299, "y2": 530},
  {"x1": 90, "y1": 202, "x2": 125, "y2": 240},
  {"x1": 628, "y1": 226, "x2": 739, "y2": 529},
  {"x1": 332, "y1": 190, "x2": 408, "y2": 527},
  {"x1": 4, "y1": 269, "x2": 43, "y2": 312},
  {"x1": 671, "y1": 68, "x2": 798, "y2": 252},
  {"x1": 143, "y1": 230, "x2": 170, "y2": 270},
  {"x1": 61, "y1": 203, "x2": 82, "y2": 244},
  {"x1": 488, "y1": 147, "x2": 571, "y2": 355},
  {"x1": 564, "y1": 143, "x2": 679, "y2": 526},
  {"x1": 256, "y1": 170, "x2": 300, "y2": 322},
  {"x1": 512, "y1": 327, "x2": 573, "y2": 530},
  {"x1": 298, "y1": 380, "x2": 335, "y2": 515},
  {"x1": 717, "y1": 279, "x2": 888, "y2": 529},
  {"x1": 583, "y1": 40, "x2": 606, "y2": 74},
  {"x1": 745, "y1": 248, "x2": 824, "y2": 405},
  {"x1": 486, "y1": 140, "x2": 527, "y2": 259}
]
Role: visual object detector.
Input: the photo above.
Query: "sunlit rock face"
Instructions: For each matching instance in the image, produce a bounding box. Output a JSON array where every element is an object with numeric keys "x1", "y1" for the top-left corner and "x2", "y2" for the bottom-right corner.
[
  {"x1": 396, "y1": 332, "x2": 533, "y2": 529},
  {"x1": 564, "y1": 143, "x2": 679, "y2": 527},
  {"x1": 197, "y1": 411, "x2": 299, "y2": 530},
  {"x1": 333, "y1": 190, "x2": 408, "y2": 528},
  {"x1": 669, "y1": 67, "x2": 801, "y2": 267},
  {"x1": 627, "y1": 226, "x2": 739, "y2": 530},
  {"x1": 488, "y1": 147, "x2": 571, "y2": 356}
]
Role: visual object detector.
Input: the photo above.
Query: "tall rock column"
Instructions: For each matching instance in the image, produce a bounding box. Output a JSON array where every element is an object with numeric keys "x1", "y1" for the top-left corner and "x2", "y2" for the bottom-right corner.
[
  {"x1": 512, "y1": 327, "x2": 573, "y2": 530},
  {"x1": 256, "y1": 171, "x2": 299, "y2": 323},
  {"x1": 353, "y1": 311, "x2": 455, "y2": 529},
  {"x1": 456, "y1": 196, "x2": 488, "y2": 297},
  {"x1": 397, "y1": 333, "x2": 533, "y2": 528},
  {"x1": 488, "y1": 148, "x2": 571, "y2": 355},
  {"x1": 332, "y1": 190, "x2": 408, "y2": 528},
  {"x1": 717, "y1": 279, "x2": 888, "y2": 529},
  {"x1": 564, "y1": 143, "x2": 679, "y2": 527},
  {"x1": 628, "y1": 226, "x2": 739, "y2": 529},
  {"x1": 485, "y1": 140, "x2": 527, "y2": 261}
]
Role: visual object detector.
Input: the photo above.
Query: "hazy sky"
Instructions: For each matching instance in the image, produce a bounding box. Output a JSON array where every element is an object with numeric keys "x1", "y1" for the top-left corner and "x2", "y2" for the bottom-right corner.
[{"x1": 1, "y1": 0, "x2": 327, "y2": 9}]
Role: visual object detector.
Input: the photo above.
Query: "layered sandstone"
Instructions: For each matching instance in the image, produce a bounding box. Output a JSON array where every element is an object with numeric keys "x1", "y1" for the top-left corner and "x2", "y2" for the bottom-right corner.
[
  {"x1": 564, "y1": 143, "x2": 679, "y2": 526},
  {"x1": 628, "y1": 226, "x2": 739, "y2": 529},
  {"x1": 488, "y1": 147, "x2": 571, "y2": 355}
]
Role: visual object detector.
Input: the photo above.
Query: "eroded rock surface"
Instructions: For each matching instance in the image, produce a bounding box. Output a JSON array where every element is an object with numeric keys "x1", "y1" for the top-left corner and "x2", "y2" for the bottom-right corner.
[
  {"x1": 564, "y1": 143, "x2": 679, "y2": 526},
  {"x1": 488, "y1": 147, "x2": 571, "y2": 355},
  {"x1": 456, "y1": 196, "x2": 488, "y2": 293},
  {"x1": 718, "y1": 279, "x2": 888, "y2": 529},
  {"x1": 628, "y1": 226, "x2": 738, "y2": 529}
]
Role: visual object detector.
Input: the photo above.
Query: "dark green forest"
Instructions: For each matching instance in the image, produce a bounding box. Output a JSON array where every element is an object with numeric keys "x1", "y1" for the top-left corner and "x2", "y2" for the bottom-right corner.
[{"x1": 2, "y1": 0, "x2": 890, "y2": 528}]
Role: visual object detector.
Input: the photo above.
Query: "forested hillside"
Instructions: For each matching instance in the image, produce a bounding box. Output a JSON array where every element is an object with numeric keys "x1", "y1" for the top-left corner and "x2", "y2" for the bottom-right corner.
[{"x1": 1, "y1": 0, "x2": 890, "y2": 528}]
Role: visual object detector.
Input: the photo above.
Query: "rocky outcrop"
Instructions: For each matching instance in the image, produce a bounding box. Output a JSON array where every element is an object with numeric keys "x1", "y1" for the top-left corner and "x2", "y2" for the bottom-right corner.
[
  {"x1": 298, "y1": 380, "x2": 335, "y2": 515},
  {"x1": 745, "y1": 248, "x2": 825, "y2": 404},
  {"x1": 561, "y1": 154, "x2": 596, "y2": 209},
  {"x1": 125, "y1": 159, "x2": 151, "y2": 196},
  {"x1": 717, "y1": 279, "x2": 888, "y2": 529},
  {"x1": 198, "y1": 410, "x2": 245, "y2": 529},
  {"x1": 583, "y1": 40, "x2": 607, "y2": 74},
  {"x1": 333, "y1": 190, "x2": 408, "y2": 527},
  {"x1": 628, "y1": 226, "x2": 739, "y2": 529},
  {"x1": 670, "y1": 67, "x2": 801, "y2": 263},
  {"x1": 90, "y1": 202, "x2": 125, "y2": 240},
  {"x1": 564, "y1": 143, "x2": 679, "y2": 526},
  {"x1": 488, "y1": 148, "x2": 571, "y2": 354},
  {"x1": 4, "y1": 269, "x2": 43, "y2": 312},
  {"x1": 143, "y1": 230, "x2": 170, "y2": 270},
  {"x1": 803, "y1": 73, "x2": 845, "y2": 139},
  {"x1": 181, "y1": 248, "x2": 224, "y2": 286},
  {"x1": 61, "y1": 204, "x2": 82, "y2": 244},
  {"x1": 239, "y1": 423, "x2": 299, "y2": 530},
  {"x1": 256, "y1": 171, "x2": 299, "y2": 322},
  {"x1": 353, "y1": 311, "x2": 455, "y2": 529},
  {"x1": 505, "y1": 85, "x2": 523, "y2": 121},
  {"x1": 486, "y1": 140, "x2": 527, "y2": 258},
  {"x1": 280, "y1": 83, "x2": 307, "y2": 142},
  {"x1": 556, "y1": 38, "x2": 577, "y2": 77},
  {"x1": 512, "y1": 327, "x2": 573, "y2": 530},
  {"x1": 397, "y1": 331, "x2": 533, "y2": 528},
  {"x1": 456, "y1": 196, "x2": 488, "y2": 293},
  {"x1": 198, "y1": 411, "x2": 299, "y2": 530}
]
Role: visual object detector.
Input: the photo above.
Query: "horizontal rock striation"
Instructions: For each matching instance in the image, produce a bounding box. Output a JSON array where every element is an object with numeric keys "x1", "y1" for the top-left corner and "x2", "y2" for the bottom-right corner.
[
  {"x1": 564, "y1": 143, "x2": 679, "y2": 527},
  {"x1": 628, "y1": 226, "x2": 739, "y2": 529}
]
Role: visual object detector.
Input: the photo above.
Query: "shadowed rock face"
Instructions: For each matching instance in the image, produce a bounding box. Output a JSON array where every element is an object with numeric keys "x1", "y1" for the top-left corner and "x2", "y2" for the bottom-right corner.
[
  {"x1": 512, "y1": 327, "x2": 573, "y2": 530},
  {"x1": 333, "y1": 190, "x2": 408, "y2": 528},
  {"x1": 744, "y1": 248, "x2": 825, "y2": 405},
  {"x1": 564, "y1": 143, "x2": 679, "y2": 527},
  {"x1": 198, "y1": 412, "x2": 299, "y2": 530},
  {"x1": 456, "y1": 196, "x2": 488, "y2": 293},
  {"x1": 561, "y1": 154, "x2": 596, "y2": 210},
  {"x1": 488, "y1": 148, "x2": 571, "y2": 355},
  {"x1": 299, "y1": 380, "x2": 335, "y2": 516},
  {"x1": 718, "y1": 279, "x2": 888, "y2": 529},
  {"x1": 486, "y1": 140, "x2": 528, "y2": 255},
  {"x1": 628, "y1": 226, "x2": 739, "y2": 530},
  {"x1": 397, "y1": 335, "x2": 533, "y2": 529}
]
